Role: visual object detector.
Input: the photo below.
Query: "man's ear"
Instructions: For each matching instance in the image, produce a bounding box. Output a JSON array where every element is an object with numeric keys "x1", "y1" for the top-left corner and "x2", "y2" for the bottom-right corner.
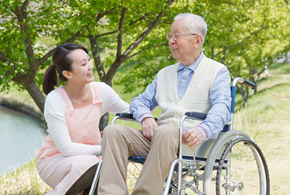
[
  {"x1": 62, "y1": 70, "x2": 72, "y2": 80},
  {"x1": 194, "y1": 35, "x2": 203, "y2": 48}
]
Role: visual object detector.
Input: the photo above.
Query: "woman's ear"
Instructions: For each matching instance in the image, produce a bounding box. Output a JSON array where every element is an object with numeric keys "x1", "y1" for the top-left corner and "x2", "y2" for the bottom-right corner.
[{"x1": 62, "y1": 70, "x2": 72, "y2": 80}]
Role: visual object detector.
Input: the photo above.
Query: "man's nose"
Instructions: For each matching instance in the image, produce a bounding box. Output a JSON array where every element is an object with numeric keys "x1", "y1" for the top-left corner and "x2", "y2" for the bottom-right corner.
[{"x1": 168, "y1": 38, "x2": 176, "y2": 45}]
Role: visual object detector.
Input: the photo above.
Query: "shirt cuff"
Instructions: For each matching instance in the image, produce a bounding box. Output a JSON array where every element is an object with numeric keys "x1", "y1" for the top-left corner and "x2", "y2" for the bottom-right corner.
[
  {"x1": 139, "y1": 113, "x2": 154, "y2": 124},
  {"x1": 196, "y1": 126, "x2": 208, "y2": 142}
]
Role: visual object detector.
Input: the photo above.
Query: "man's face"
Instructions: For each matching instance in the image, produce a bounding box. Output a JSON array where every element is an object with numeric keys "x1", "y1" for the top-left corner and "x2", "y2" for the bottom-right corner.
[{"x1": 168, "y1": 20, "x2": 196, "y2": 65}]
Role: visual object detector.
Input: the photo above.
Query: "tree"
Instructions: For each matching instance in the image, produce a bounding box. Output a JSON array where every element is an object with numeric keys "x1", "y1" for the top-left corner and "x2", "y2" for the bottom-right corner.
[
  {"x1": 0, "y1": 0, "x2": 175, "y2": 130},
  {"x1": 116, "y1": 0, "x2": 290, "y2": 105}
]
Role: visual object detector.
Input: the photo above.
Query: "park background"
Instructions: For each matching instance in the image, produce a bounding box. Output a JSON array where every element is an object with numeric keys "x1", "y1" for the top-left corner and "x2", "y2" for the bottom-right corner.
[{"x1": 0, "y1": 0, "x2": 290, "y2": 194}]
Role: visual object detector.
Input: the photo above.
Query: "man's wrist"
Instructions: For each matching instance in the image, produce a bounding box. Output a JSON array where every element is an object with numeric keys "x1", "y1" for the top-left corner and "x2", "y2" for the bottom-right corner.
[
  {"x1": 196, "y1": 126, "x2": 208, "y2": 142},
  {"x1": 139, "y1": 113, "x2": 154, "y2": 124}
]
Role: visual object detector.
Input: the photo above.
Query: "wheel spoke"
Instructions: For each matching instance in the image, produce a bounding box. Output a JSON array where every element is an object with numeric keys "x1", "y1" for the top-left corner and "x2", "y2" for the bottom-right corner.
[{"x1": 215, "y1": 138, "x2": 269, "y2": 195}]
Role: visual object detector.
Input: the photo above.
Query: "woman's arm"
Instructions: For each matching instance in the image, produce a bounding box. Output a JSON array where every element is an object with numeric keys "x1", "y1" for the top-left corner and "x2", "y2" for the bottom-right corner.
[
  {"x1": 99, "y1": 82, "x2": 129, "y2": 115},
  {"x1": 44, "y1": 91, "x2": 101, "y2": 157}
]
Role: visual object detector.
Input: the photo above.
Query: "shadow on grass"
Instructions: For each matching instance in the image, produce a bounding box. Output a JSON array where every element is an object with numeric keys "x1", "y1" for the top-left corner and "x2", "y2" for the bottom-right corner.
[
  {"x1": 235, "y1": 82, "x2": 290, "y2": 112},
  {"x1": 269, "y1": 62, "x2": 290, "y2": 73}
]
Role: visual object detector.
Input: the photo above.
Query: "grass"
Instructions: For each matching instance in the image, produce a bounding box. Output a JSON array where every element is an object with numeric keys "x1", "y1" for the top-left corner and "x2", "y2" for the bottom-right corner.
[
  {"x1": 0, "y1": 158, "x2": 51, "y2": 195},
  {"x1": 0, "y1": 63, "x2": 289, "y2": 194}
]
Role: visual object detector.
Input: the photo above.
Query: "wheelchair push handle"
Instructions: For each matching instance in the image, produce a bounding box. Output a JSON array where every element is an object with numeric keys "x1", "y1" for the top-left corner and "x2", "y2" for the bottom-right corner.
[
  {"x1": 240, "y1": 79, "x2": 255, "y2": 89},
  {"x1": 232, "y1": 77, "x2": 256, "y2": 89}
]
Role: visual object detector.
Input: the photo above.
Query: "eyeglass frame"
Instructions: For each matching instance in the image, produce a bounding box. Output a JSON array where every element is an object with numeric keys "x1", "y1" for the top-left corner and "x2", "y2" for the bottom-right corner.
[{"x1": 166, "y1": 32, "x2": 197, "y2": 41}]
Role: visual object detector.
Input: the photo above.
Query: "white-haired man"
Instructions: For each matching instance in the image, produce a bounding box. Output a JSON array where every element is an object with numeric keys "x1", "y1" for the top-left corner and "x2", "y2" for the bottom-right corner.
[{"x1": 98, "y1": 13, "x2": 231, "y2": 195}]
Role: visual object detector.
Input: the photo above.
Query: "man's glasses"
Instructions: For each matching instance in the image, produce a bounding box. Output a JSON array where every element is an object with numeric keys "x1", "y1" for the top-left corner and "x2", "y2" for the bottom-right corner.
[{"x1": 166, "y1": 33, "x2": 197, "y2": 40}]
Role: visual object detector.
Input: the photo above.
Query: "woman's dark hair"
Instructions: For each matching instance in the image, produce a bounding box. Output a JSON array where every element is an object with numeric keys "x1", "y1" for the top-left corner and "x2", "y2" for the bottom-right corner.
[{"x1": 42, "y1": 43, "x2": 89, "y2": 95}]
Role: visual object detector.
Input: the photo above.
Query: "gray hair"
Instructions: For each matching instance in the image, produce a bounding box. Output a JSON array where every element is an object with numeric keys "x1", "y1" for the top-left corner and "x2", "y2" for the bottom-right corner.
[{"x1": 174, "y1": 13, "x2": 207, "y2": 46}]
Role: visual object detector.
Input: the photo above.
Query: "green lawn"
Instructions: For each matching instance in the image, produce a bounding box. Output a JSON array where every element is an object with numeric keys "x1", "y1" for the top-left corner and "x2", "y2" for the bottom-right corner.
[{"x1": 1, "y1": 62, "x2": 290, "y2": 194}]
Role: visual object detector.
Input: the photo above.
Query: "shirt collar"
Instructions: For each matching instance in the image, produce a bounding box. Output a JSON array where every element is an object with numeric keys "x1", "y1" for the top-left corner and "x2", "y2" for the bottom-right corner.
[{"x1": 177, "y1": 51, "x2": 204, "y2": 72}]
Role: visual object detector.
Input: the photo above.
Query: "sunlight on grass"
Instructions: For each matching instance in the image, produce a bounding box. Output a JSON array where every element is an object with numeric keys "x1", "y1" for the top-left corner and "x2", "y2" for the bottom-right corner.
[{"x1": 0, "y1": 158, "x2": 51, "y2": 195}]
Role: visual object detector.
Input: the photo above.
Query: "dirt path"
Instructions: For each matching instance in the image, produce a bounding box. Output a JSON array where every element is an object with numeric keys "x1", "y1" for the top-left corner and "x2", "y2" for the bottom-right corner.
[
  {"x1": 255, "y1": 71, "x2": 290, "y2": 194},
  {"x1": 261, "y1": 110, "x2": 290, "y2": 194}
]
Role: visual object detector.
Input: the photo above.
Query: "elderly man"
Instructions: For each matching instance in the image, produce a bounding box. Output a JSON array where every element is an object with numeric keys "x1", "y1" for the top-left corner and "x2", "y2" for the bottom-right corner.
[{"x1": 98, "y1": 13, "x2": 231, "y2": 195}]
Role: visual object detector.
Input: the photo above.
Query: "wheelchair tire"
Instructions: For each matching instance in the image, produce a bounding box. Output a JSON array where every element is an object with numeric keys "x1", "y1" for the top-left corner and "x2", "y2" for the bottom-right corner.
[
  {"x1": 203, "y1": 130, "x2": 252, "y2": 195},
  {"x1": 216, "y1": 137, "x2": 270, "y2": 195}
]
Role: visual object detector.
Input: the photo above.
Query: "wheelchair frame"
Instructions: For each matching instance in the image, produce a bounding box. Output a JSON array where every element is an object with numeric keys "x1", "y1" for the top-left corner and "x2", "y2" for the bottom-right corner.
[{"x1": 89, "y1": 77, "x2": 270, "y2": 195}]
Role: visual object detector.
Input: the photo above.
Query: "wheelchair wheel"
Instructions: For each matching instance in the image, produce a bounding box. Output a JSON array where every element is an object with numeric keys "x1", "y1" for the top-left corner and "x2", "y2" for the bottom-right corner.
[
  {"x1": 216, "y1": 138, "x2": 270, "y2": 195},
  {"x1": 203, "y1": 130, "x2": 252, "y2": 194}
]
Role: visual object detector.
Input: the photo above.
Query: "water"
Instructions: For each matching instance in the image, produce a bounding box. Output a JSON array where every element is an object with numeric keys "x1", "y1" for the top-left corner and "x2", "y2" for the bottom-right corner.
[{"x1": 0, "y1": 106, "x2": 47, "y2": 175}]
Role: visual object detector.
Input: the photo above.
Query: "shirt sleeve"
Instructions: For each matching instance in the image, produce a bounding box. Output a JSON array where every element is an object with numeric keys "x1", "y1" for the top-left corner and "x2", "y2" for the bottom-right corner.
[
  {"x1": 129, "y1": 76, "x2": 159, "y2": 124},
  {"x1": 99, "y1": 82, "x2": 129, "y2": 115},
  {"x1": 44, "y1": 91, "x2": 101, "y2": 157},
  {"x1": 196, "y1": 67, "x2": 232, "y2": 141}
]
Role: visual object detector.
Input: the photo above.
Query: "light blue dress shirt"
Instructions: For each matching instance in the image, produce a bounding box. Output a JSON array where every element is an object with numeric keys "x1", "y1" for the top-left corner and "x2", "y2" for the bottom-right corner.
[{"x1": 129, "y1": 52, "x2": 232, "y2": 141}]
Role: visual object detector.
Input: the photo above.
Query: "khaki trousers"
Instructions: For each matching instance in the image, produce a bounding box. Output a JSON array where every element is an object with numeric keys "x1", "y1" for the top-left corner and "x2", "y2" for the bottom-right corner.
[{"x1": 97, "y1": 124, "x2": 179, "y2": 195}]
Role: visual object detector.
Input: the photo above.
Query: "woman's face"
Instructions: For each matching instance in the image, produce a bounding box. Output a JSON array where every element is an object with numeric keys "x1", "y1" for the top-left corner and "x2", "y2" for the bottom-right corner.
[{"x1": 65, "y1": 49, "x2": 94, "y2": 84}]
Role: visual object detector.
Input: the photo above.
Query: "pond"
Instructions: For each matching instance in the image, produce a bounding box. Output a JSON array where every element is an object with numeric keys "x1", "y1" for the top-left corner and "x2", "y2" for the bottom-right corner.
[{"x1": 0, "y1": 106, "x2": 47, "y2": 175}]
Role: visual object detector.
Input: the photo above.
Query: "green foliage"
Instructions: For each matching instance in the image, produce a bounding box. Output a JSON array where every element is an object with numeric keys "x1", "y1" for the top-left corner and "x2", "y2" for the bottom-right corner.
[
  {"x1": 114, "y1": 0, "x2": 290, "y2": 95},
  {"x1": 0, "y1": 0, "x2": 290, "y2": 112}
]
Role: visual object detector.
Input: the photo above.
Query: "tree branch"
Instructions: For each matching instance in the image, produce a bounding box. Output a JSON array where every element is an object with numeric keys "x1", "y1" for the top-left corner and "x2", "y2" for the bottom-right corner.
[
  {"x1": 21, "y1": 0, "x2": 30, "y2": 17},
  {"x1": 213, "y1": 27, "x2": 266, "y2": 58},
  {"x1": 116, "y1": 7, "x2": 127, "y2": 58},
  {"x1": 0, "y1": 50, "x2": 17, "y2": 70},
  {"x1": 13, "y1": 3, "x2": 39, "y2": 84},
  {"x1": 88, "y1": 26, "x2": 106, "y2": 82},
  {"x1": 225, "y1": 46, "x2": 246, "y2": 66},
  {"x1": 129, "y1": 15, "x2": 146, "y2": 26},
  {"x1": 95, "y1": 7, "x2": 115, "y2": 23},
  {"x1": 122, "y1": 0, "x2": 174, "y2": 59},
  {"x1": 128, "y1": 43, "x2": 168, "y2": 59},
  {"x1": 96, "y1": 30, "x2": 118, "y2": 38},
  {"x1": 38, "y1": 30, "x2": 83, "y2": 65},
  {"x1": 105, "y1": 0, "x2": 175, "y2": 82},
  {"x1": 0, "y1": 50, "x2": 26, "y2": 80}
]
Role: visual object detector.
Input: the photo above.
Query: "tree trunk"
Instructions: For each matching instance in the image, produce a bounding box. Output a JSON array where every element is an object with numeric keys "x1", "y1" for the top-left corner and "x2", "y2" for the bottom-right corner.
[
  {"x1": 253, "y1": 75, "x2": 260, "y2": 95},
  {"x1": 23, "y1": 81, "x2": 46, "y2": 114},
  {"x1": 244, "y1": 86, "x2": 249, "y2": 104},
  {"x1": 236, "y1": 84, "x2": 249, "y2": 109},
  {"x1": 284, "y1": 53, "x2": 287, "y2": 64}
]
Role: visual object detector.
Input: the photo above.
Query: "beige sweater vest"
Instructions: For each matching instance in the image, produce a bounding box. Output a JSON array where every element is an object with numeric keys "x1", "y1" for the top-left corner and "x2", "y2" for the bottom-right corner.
[{"x1": 155, "y1": 56, "x2": 225, "y2": 128}]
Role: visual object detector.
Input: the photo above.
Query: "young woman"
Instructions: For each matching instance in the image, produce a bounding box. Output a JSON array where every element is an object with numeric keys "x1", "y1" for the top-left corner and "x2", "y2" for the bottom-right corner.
[{"x1": 36, "y1": 43, "x2": 129, "y2": 195}]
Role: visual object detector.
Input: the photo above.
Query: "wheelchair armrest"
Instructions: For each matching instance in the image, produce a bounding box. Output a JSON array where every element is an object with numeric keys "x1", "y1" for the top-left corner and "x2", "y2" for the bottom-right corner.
[
  {"x1": 185, "y1": 112, "x2": 207, "y2": 120},
  {"x1": 116, "y1": 113, "x2": 134, "y2": 119},
  {"x1": 115, "y1": 113, "x2": 158, "y2": 122}
]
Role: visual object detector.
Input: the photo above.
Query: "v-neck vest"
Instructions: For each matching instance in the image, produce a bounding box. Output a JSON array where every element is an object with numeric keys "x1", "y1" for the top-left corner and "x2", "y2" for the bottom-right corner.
[{"x1": 155, "y1": 56, "x2": 224, "y2": 128}]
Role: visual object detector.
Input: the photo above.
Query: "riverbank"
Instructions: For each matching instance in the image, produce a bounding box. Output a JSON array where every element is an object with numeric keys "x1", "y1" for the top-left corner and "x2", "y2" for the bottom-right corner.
[{"x1": 0, "y1": 96, "x2": 44, "y2": 121}]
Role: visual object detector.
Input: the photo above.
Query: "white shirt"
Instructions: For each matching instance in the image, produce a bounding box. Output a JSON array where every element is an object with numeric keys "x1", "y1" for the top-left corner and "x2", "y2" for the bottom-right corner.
[{"x1": 44, "y1": 82, "x2": 129, "y2": 157}]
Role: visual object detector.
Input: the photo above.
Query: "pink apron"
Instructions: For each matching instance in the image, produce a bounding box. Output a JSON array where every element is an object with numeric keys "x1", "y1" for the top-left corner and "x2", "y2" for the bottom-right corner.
[{"x1": 36, "y1": 82, "x2": 102, "y2": 195}]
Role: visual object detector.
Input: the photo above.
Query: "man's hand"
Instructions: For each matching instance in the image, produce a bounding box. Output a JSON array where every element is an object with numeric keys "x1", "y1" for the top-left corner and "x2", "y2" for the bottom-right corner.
[
  {"x1": 141, "y1": 117, "x2": 158, "y2": 140},
  {"x1": 182, "y1": 128, "x2": 203, "y2": 149}
]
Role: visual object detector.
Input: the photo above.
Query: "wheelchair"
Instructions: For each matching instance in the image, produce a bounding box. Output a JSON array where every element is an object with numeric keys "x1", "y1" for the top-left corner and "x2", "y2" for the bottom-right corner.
[{"x1": 89, "y1": 77, "x2": 270, "y2": 195}]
